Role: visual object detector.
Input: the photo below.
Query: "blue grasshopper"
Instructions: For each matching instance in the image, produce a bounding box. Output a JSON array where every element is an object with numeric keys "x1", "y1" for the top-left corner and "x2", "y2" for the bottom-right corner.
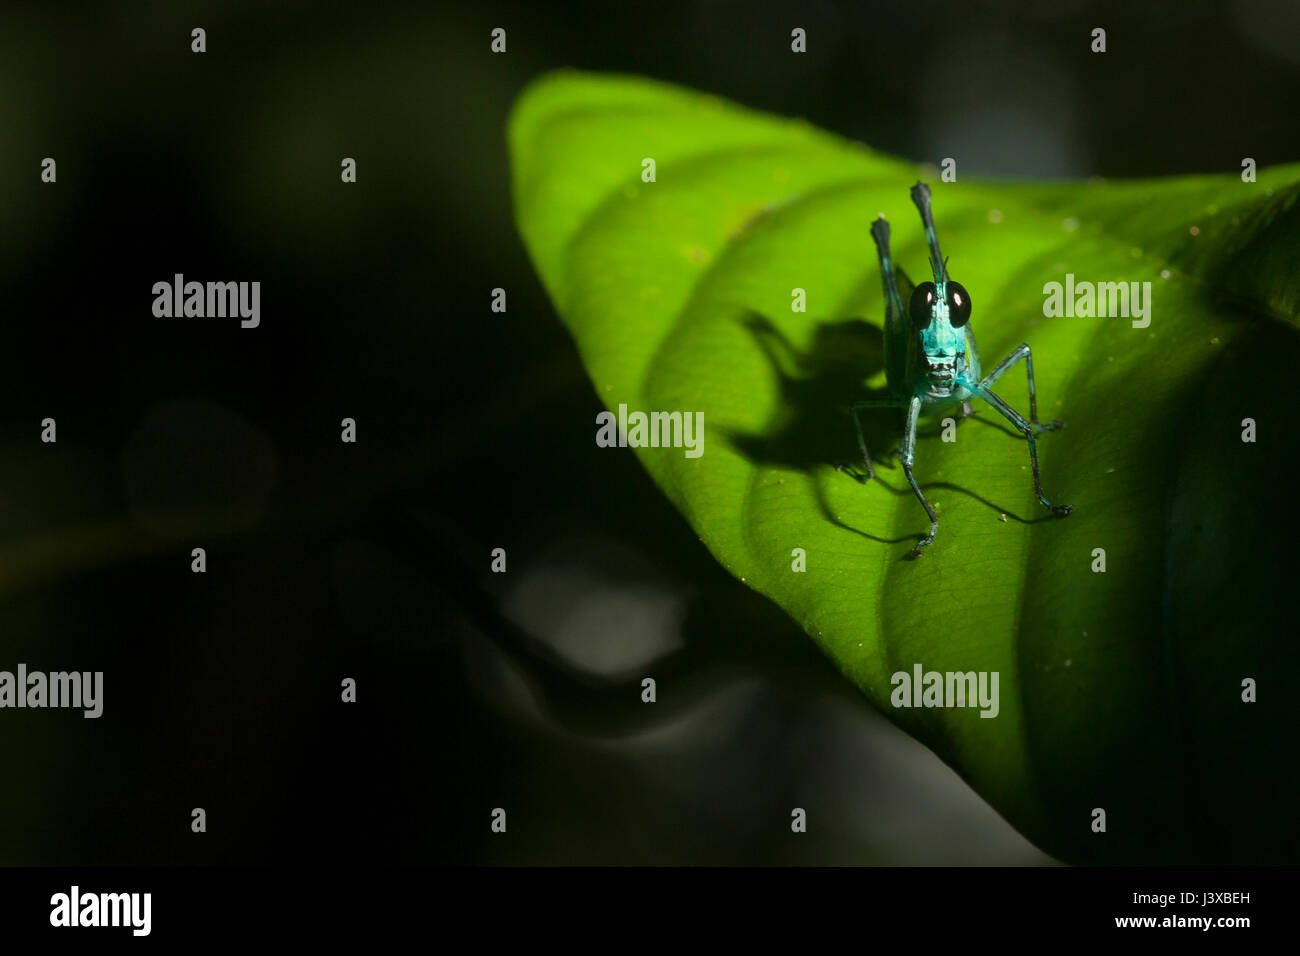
[{"x1": 842, "y1": 182, "x2": 1072, "y2": 557}]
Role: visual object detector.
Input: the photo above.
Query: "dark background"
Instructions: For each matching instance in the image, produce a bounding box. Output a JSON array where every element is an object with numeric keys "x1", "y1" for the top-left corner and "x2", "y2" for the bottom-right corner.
[{"x1": 1, "y1": 0, "x2": 1296, "y2": 865}]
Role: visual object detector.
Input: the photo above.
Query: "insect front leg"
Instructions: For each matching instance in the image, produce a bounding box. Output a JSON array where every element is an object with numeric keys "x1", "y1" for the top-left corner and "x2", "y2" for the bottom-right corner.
[
  {"x1": 961, "y1": 326, "x2": 980, "y2": 421},
  {"x1": 838, "y1": 398, "x2": 906, "y2": 483},
  {"x1": 963, "y1": 324, "x2": 983, "y2": 380},
  {"x1": 978, "y1": 343, "x2": 1063, "y2": 433},
  {"x1": 974, "y1": 385, "x2": 1073, "y2": 516},
  {"x1": 900, "y1": 394, "x2": 939, "y2": 557}
]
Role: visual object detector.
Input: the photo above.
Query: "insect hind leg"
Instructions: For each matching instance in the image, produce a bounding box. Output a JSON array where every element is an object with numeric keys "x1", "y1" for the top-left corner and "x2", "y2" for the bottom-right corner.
[
  {"x1": 910, "y1": 181, "x2": 948, "y2": 283},
  {"x1": 870, "y1": 216, "x2": 906, "y2": 322}
]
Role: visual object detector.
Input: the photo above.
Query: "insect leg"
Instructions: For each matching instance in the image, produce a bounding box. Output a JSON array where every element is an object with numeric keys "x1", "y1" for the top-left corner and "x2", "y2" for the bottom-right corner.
[
  {"x1": 978, "y1": 343, "x2": 1063, "y2": 433},
  {"x1": 960, "y1": 325, "x2": 980, "y2": 420},
  {"x1": 974, "y1": 385, "x2": 1073, "y2": 515},
  {"x1": 963, "y1": 324, "x2": 982, "y2": 376},
  {"x1": 900, "y1": 394, "x2": 939, "y2": 556},
  {"x1": 909, "y1": 182, "x2": 949, "y2": 283},
  {"x1": 839, "y1": 398, "x2": 906, "y2": 482},
  {"x1": 869, "y1": 216, "x2": 906, "y2": 322},
  {"x1": 870, "y1": 215, "x2": 910, "y2": 390}
]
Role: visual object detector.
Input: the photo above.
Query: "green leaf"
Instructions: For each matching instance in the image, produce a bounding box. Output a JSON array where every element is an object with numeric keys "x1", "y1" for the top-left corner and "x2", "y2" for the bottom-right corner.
[{"x1": 508, "y1": 70, "x2": 1300, "y2": 864}]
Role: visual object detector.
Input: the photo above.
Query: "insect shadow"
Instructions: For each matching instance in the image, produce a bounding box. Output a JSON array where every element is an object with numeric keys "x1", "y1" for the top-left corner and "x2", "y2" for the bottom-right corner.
[{"x1": 722, "y1": 311, "x2": 1047, "y2": 545}]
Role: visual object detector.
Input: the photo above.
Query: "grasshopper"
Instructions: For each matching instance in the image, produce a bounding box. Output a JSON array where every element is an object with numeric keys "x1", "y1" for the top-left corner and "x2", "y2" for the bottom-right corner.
[{"x1": 841, "y1": 182, "x2": 1072, "y2": 557}]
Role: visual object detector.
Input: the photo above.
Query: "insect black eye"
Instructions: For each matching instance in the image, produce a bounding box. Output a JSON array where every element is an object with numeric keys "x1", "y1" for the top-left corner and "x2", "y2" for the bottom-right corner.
[
  {"x1": 909, "y1": 282, "x2": 937, "y2": 329},
  {"x1": 946, "y1": 281, "x2": 972, "y2": 327}
]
